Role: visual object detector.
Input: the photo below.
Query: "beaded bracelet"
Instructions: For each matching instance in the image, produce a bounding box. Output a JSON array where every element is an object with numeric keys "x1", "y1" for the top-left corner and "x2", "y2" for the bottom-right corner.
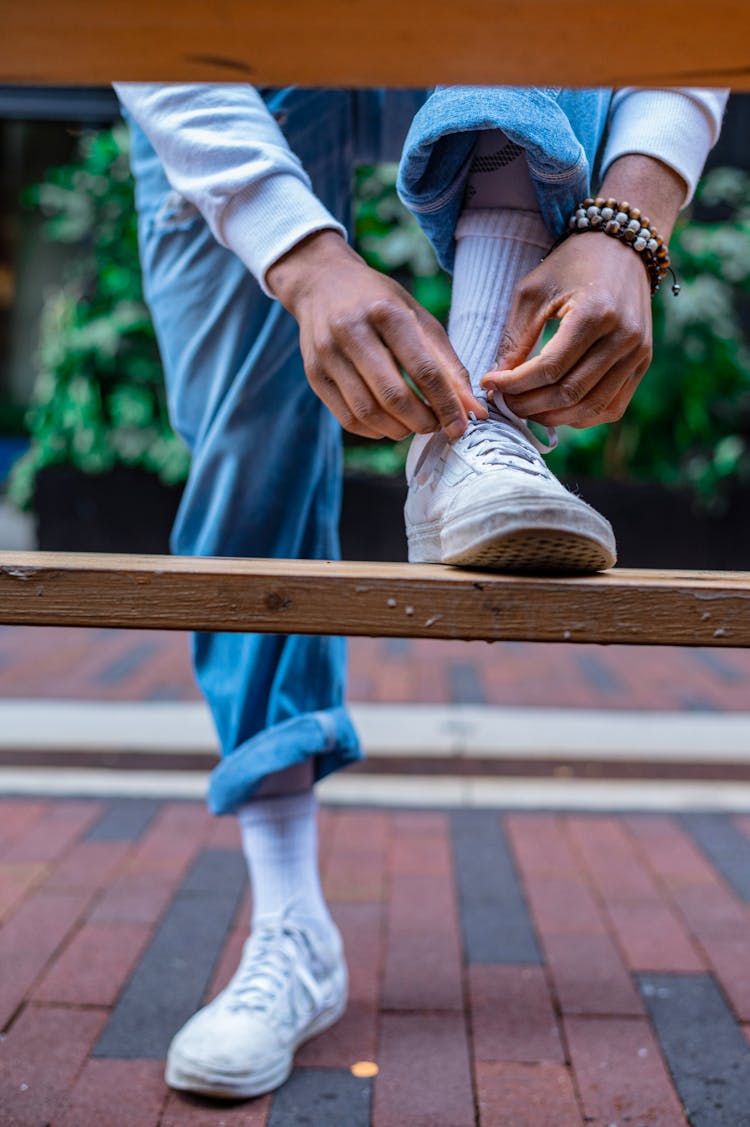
[{"x1": 559, "y1": 198, "x2": 680, "y2": 297}]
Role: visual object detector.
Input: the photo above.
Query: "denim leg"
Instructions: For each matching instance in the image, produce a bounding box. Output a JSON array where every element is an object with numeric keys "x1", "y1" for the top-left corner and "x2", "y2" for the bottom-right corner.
[{"x1": 126, "y1": 90, "x2": 362, "y2": 814}]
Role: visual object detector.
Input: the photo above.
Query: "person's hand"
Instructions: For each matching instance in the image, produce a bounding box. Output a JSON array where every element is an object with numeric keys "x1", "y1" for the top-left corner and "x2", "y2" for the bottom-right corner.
[
  {"x1": 481, "y1": 153, "x2": 686, "y2": 429},
  {"x1": 266, "y1": 230, "x2": 487, "y2": 441},
  {"x1": 481, "y1": 233, "x2": 653, "y2": 428}
]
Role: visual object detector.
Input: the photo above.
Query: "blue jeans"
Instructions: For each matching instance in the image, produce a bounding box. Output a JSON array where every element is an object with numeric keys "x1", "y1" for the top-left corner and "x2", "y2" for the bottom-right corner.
[{"x1": 126, "y1": 86, "x2": 609, "y2": 815}]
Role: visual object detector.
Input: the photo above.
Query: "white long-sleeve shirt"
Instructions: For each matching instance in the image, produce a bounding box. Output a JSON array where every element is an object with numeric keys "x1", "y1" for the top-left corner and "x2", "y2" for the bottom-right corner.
[{"x1": 115, "y1": 83, "x2": 729, "y2": 294}]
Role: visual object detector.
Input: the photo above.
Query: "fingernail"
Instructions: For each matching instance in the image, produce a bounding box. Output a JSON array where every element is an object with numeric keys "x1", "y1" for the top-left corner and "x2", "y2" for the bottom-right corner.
[{"x1": 447, "y1": 419, "x2": 466, "y2": 441}]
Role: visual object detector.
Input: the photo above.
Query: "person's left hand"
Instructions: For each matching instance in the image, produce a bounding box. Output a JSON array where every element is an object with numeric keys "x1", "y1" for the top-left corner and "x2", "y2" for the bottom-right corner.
[{"x1": 480, "y1": 232, "x2": 653, "y2": 428}]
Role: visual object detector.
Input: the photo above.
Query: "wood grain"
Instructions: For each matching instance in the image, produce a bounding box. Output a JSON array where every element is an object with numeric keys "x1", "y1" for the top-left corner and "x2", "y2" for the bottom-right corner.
[
  {"x1": 3, "y1": 0, "x2": 749, "y2": 87},
  {"x1": 0, "y1": 552, "x2": 748, "y2": 647}
]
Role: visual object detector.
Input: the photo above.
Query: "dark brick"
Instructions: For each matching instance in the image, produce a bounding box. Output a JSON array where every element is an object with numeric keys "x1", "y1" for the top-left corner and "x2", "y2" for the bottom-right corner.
[
  {"x1": 86, "y1": 799, "x2": 162, "y2": 842},
  {"x1": 681, "y1": 812, "x2": 750, "y2": 902},
  {"x1": 94, "y1": 849, "x2": 246, "y2": 1059},
  {"x1": 640, "y1": 973, "x2": 750, "y2": 1127},
  {"x1": 452, "y1": 811, "x2": 541, "y2": 964},
  {"x1": 269, "y1": 1068, "x2": 370, "y2": 1127}
]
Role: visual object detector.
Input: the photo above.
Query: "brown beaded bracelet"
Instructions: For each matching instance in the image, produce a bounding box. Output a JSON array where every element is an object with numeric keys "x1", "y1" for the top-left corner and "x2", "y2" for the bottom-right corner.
[{"x1": 555, "y1": 197, "x2": 680, "y2": 297}]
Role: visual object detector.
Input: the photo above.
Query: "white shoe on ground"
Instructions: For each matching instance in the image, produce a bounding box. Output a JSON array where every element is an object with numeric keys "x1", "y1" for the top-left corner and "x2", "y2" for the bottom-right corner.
[
  {"x1": 405, "y1": 397, "x2": 617, "y2": 573},
  {"x1": 165, "y1": 915, "x2": 348, "y2": 1099}
]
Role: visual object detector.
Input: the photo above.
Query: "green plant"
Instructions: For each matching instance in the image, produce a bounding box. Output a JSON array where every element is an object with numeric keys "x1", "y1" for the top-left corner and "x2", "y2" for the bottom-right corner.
[{"x1": 8, "y1": 124, "x2": 190, "y2": 510}]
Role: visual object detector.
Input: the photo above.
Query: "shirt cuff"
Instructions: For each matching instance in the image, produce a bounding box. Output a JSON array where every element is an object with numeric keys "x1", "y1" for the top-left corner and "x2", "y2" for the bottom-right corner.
[
  {"x1": 600, "y1": 89, "x2": 723, "y2": 207},
  {"x1": 220, "y1": 173, "x2": 347, "y2": 296}
]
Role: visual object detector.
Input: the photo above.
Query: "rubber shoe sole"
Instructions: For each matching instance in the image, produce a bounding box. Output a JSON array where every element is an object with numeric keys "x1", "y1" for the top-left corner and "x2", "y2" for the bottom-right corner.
[
  {"x1": 408, "y1": 496, "x2": 617, "y2": 574},
  {"x1": 164, "y1": 991, "x2": 348, "y2": 1100}
]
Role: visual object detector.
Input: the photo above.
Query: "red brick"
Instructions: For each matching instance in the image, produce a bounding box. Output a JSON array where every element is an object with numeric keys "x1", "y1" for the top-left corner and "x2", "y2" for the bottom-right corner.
[
  {"x1": 475, "y1": 1061, "x2": 583, "y2": 1126},
  {"x1": 382, "y1": 874, "x2": 463, "y2": 1011},
  {"x1": 0, "y1": 890, "x2": 91, "y2": 1026},
  {"x1": 52, "y1": 1059, "x2": 166, "y2": 1127},
  {"x1": 469, "y1": 965, "x2": 564, "y2": 1063},
  {"x1": 42, "y1": 839, "x2": 131, "y2": 892},
  {"x1": 668, "y1": 883, "x2": 749, "y2": 942},
  {"x1": 605, "y1": 900, "x2": 704, "y2": 972},
  {"x1": 3, "y1": 801, "x2": 103, "y2": 864},
  {"x1": 389, "y1": 815, "x2": 452, "y2": 878},
  {"x1": 373, "y1": 1013, "x2": 474, "y2": 1127},
  {"x1": 87, "y1": 870, "x2": 178, "y2": 926},
  {"x1": 161, "y1": 1089, "x2": 271, "y2": 1125},
  {"x1": 505, "y1": 814, "x2": 580, "y2": 878},
  {"x1": 565, "y1": 1015, "x2": 688, "y2": 1126},
  {"x1": 298, "y1": 902, "x2": 383, "y2": 1067},
  {"x1": 543, "y1": 933, "x2": 644, "y2": 1016},
  {"x1": 699, "y1": 936, "x2": 750, "y2": 1022},
  {"x1": 322, "y1": 811, "x2": 388, "y2": 903},
  {"x1": 567, "y1": 815, "x2": 660, "y2": 900},
  {"x1": 0, "y1": 862, "x2": 48, "y2": 922},
  {"x1": 0, "y1": 800, "x2": 49, "y2": 854},
  {"x1": 34, "y1": 921, "x2": 152, "y2": 1006},
  {"x1": 525, "y1": 877, "x2": 607, "y2": 936},
  {"x1": 205, "y1": 815, "x2": 241, "y2": 850},
  {"x1": 624, "y1": 816, "x2": 720, "y2": 888},
  {"x1": 0, "y1": 1003, "x2": 106, "y2": 1127},
  {"x1": 733, "y1": 814, "x2": 750, "y2": 839},
  {"x1": 126, "y1": 802, "x2": 213, "y2": 878}
]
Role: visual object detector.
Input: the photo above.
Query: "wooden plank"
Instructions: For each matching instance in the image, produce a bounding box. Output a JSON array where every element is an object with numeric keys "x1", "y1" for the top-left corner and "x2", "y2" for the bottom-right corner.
[
  {"x1": 3, "y1": 0, "x2": 750, "y2": 88},
  {"x1": 0, "y1": 552, "x2": 748, "y2": 647}
]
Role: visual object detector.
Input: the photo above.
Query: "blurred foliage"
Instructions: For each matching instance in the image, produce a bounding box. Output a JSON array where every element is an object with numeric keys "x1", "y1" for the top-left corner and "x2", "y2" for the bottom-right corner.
[
  {"x1": 10, "y1": 130, "x2": 750, "y2": 507},
  {"x1": 8, "y1": 124, "x2": 190, "y2": 510}
]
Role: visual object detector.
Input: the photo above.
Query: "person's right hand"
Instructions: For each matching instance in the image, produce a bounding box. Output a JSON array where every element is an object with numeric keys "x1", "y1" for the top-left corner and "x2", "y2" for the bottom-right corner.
[{"x1": 265, "y1": 229, "x2": 486, "y2": 441}]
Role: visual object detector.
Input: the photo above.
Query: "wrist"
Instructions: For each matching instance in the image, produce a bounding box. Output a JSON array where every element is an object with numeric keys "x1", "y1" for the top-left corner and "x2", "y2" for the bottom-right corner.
[
  {"x1": 265, "y1": 228, "x2": 355, "y2": 312},
  {"x1": 598, "y1": 154, "x2": 686, "y2": 239}
]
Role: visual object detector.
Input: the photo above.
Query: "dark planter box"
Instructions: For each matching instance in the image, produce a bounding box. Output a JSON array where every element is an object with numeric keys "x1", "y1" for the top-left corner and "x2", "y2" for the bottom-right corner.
[
  {"x1": 32, "y1": 464, "x2": 750, "y2": 571},
  {"x1": 34, "y1": 464, "x2": 183, "y2": 554}
]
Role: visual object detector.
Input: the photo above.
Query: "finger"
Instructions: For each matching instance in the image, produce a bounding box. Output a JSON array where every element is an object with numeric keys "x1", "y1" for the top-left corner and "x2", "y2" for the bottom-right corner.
[
  {"x1": 342, "y1": 325, "x2": 440, "y2": 435},
  {"x1": 500, "y1": 332, "x2": 636, "y2": 420},
  {"x1": 493, "y1": 275, "x2": 551, "y2": 372},
  {"x1": 307, "y1": 355, "x2": 399, "y2": 439},
  {"x1": 373, "y1": 305, "x2": 474, "y2": 440},
  {"x1": 484, "y1": 302, "x2": 615, "y2": 397},
  {"x1": 415, "y1": 308, "x2": 488, "y2": 419},
  {"x1": 524, "y1": 352, "x2": 649, "y2": 429}
]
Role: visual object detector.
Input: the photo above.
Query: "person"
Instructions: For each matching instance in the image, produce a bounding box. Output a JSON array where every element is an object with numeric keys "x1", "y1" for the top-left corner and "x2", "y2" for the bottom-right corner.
[{"x1": 113, "y1": 81, "x2": 726, "y2": 1099}]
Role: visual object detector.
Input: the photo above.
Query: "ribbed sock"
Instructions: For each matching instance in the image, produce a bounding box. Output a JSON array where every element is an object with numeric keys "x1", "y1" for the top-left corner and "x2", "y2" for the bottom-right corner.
[
  {"x1": 448, "y1": 207, "x2": 551, "y2": 394},
  {"x1": 237, "y1": 790, "x2": 335, "y2": 941}
]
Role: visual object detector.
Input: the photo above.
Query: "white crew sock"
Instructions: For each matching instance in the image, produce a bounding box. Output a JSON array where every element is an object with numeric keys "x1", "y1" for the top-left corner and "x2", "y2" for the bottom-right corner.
[
  {"x1": 237, "y1": 790, "x2": 335, "y2": 941},
  {"x1": 448, "y1": 207, "x2": 551, "y2": 394}
]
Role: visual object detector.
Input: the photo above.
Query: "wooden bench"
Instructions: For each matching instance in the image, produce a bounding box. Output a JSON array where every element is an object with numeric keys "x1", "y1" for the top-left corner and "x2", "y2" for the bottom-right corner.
[{"x1": 1, "y1": 3, "x2": 750, "y2": 648}]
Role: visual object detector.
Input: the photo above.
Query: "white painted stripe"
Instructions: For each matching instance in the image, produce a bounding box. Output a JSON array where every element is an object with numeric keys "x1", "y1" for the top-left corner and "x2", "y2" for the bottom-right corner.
[
  {"x1": 2, "y1": 767, "x2": 750, "y2": 811},
  {"x1": 1, "y1": 699, "x2": 749, "y2": 763}
]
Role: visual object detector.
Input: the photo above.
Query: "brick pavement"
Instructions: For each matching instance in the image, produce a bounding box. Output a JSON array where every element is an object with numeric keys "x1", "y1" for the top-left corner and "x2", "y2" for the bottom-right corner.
[
  {"x1": 2, "y1": 797, "x2": 750, "y2": 1126},
  {"x1": 0, "y1": 626, "x2": 748, "y2": 710}
]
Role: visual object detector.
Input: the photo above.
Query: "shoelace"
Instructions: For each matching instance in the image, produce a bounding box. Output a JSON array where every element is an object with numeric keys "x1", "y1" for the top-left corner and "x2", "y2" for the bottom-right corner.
[
  {"x1": 460, "y1": 401, "x2": 552, "y2": 479},
  {"x1": 227, "y1": 921, "x2": 319, "y2": 1016}
]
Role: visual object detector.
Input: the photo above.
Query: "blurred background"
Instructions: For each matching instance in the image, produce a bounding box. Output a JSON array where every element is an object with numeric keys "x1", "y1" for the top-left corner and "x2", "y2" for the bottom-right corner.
[{"x1": 1, "y1": 87, "x2": 750, "y2": 568}]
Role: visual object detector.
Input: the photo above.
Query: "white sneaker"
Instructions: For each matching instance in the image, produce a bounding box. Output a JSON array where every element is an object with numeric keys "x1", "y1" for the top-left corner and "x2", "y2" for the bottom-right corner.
[
  {"x1": 165, "y1": 916, "x2": 348, "y2": 1099},
  {"x1": 405, "y1": 398, "x2": 616, "y2": 573}
]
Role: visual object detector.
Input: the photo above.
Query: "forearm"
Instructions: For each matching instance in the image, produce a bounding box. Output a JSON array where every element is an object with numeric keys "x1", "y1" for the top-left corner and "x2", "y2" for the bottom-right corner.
[
  {"x1": 114, "y1": 83, "x2": 345, "y2": 292},
  {"x1": 598, "y1": 153, "x2": 686, "y2": 239},
  {"x1": 601, "y1": 87, "x2": 729, "y2": 210}
]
